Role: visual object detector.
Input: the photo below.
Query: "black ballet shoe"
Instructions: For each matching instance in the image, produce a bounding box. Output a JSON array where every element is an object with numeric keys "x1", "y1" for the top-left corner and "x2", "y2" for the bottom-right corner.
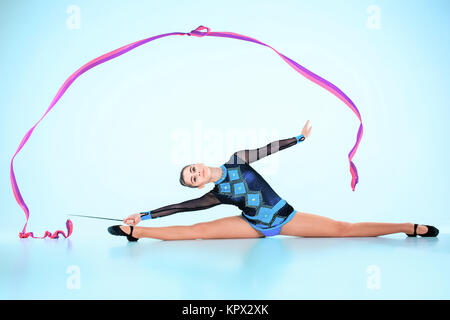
[
  {"x1": 406, "y1": 224, "x2": 439, "y2": 237},
  {"x1": 107, "y1": 225, "x2": 139, "y2": 242},
  {"x1": 406, "y1": 224, "x2": 418, "y2": 237}
]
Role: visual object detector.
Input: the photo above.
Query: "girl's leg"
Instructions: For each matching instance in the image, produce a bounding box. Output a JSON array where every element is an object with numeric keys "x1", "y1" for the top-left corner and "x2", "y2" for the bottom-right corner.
[
  {"x1": 120, "y1": 215, "x2": 265, "y2": 240},
  {"x1": 280, "y1": 211, "x2": 416, "y2": 237}
]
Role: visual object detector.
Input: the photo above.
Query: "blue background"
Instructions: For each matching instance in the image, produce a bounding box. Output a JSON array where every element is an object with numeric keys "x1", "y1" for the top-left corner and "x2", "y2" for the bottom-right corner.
[{"x1": 1, "y1": 0, "x2": 449, "y2": 299}]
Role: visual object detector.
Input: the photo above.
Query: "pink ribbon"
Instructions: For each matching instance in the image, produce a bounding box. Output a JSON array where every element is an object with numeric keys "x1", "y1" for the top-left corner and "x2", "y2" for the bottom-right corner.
[{"x1": 11, "y1": 26, "x2": 362, "y2": 239}]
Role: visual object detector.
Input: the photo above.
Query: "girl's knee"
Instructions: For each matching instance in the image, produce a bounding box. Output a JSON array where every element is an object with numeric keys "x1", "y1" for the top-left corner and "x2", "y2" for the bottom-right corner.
[
  {"x1": 335, "y1": 221, "x2": 353, "y2": 236},
  {"x1": 191, "y1": 223, "x2": 209, "y2": 239}
]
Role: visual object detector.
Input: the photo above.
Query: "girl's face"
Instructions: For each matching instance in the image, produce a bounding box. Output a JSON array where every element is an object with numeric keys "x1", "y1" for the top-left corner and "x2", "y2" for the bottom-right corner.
[{"x1": 182, "y1": 163, "x2": 210, "y2": 188}]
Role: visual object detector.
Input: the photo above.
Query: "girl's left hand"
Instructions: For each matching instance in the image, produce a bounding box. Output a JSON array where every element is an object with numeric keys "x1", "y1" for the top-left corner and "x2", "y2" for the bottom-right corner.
[{"x1": 302, "y1": 120, "x2": 312, "y2": 138}]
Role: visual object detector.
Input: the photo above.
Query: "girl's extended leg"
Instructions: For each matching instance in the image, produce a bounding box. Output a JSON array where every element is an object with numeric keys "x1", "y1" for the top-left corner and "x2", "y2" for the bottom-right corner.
[
  {"x1": 121, "y1": 215, "x2": 264, "y2": 240},
  {"x1": 280, "y1": 211, "x2": 416, "y2": 237}
]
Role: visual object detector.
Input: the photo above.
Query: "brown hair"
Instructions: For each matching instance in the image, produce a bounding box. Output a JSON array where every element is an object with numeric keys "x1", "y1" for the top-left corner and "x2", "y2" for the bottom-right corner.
[{"x1": 179, "y1": 164, "x2": 196, "y2": 188}]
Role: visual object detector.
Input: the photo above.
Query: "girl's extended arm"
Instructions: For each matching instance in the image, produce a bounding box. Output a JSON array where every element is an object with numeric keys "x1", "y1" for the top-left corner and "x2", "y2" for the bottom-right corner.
[
  {"x1": 231, "y1": 135, "x2": 303, "y2": 164},
  {"x1": 231, "y1": 120, "x2": 311, "y2": 164},
  {"x1": 139, "y1": 190, "x2": 221, "y2": 220}
]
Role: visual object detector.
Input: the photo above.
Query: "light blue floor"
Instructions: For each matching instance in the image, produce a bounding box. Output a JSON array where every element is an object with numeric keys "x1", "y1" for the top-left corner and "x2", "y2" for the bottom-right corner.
[{"x1": 1, "y1": 220, "x2": 449, "y2": 300}]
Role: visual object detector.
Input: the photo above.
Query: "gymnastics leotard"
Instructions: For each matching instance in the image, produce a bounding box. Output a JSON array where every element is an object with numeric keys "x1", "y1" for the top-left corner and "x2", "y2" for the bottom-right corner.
[{"x1": 140, "y1": 133, "x2": 305, "y2": 237}]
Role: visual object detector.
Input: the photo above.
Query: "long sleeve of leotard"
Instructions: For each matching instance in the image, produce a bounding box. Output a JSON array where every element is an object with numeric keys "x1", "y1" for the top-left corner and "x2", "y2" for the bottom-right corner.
[
  {"x1": 140, "y1": 189, "x2": 221, "y2": 220},
  {"x1": 233, "y1": 134, "x2": 305, "y2": 164}
]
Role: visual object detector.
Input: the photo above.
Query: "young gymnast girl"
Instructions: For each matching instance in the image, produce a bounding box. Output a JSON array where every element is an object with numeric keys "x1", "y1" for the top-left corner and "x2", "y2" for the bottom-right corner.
[{"x1": 108, "y1": 120, "x2": 438, "y2": 241}]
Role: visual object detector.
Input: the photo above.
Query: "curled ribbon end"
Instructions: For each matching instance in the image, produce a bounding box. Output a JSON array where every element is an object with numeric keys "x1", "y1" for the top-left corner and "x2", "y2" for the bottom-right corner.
[
  {"x1": 66, "y1": 219, "x2": 73, "y2": 237},
  {"x1": 350, "y1": 161, "x2": 359, "y2": 192},
  {"x1": 351, "y1": 177, "x2": 358, "y2": 191},
  {"x1": 17, "y1": 220, "x2": 73, "y2": 239}
]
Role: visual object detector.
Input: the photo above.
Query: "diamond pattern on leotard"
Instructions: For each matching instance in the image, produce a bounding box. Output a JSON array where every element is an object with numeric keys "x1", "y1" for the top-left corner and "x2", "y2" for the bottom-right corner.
[
  {"x1": 219, "y1": 182, "x2": 232, "y2": 194},
  {"x1": 228, "y1": 169, "x2": 241, "y2": 181},
  {"x1": 232, "y1": 181, "x2": 246, "y2": 195},
  {"x1": 255, "y1": 206, "x2": 275, "y2": 224},
  {"x1": 216, "y1": 166, "x2": 285, "y2": 227},
  {"x1": 245, "y1": 191, "x2": 262, "y2": 208}
]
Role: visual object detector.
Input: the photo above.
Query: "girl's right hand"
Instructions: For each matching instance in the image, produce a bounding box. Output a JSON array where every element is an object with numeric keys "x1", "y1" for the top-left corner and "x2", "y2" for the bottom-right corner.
[{"x1": 123, "y1": 213, "x2": 142, "y2": 226}]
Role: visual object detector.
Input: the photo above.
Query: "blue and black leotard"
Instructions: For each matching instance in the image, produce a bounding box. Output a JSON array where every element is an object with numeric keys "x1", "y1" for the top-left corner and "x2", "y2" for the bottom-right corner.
[{"x1": 140, "y1": 133, "x2": 306, "y2": 237}]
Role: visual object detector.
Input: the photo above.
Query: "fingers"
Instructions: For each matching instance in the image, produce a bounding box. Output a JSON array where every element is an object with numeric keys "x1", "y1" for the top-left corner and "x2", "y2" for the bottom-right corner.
[
  {"x1": 302, "y1": 120, "x2": 312, "y2": 137},
  {"x1": 303, "y1": 120, "x2": 309, "y2": 130}
]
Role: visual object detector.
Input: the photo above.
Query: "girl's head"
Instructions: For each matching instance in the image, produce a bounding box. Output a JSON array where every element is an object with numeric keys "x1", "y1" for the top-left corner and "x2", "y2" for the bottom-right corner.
[{"x1": 179, "y1": 163, "x2": 210, "y2": 189}]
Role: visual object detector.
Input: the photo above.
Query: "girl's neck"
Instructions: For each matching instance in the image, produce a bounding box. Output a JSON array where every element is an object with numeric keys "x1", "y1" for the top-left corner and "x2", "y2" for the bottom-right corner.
[{"x1": 209, "y1": 166, "x2": 224, "y2": 184}]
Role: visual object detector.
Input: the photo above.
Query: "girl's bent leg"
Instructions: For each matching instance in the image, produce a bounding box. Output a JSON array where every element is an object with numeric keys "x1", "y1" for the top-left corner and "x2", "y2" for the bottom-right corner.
[
  {"x1": 127, "y1": 215, "x2": 264, "y2": 240},
  {"x1": 280, "y1": 211, "x2": 412, "y2": 237}
]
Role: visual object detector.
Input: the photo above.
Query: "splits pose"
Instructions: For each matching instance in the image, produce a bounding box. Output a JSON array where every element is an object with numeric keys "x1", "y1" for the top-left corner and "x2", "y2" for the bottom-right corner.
[{"x1": 108, "y1": 121, "x2": 438, "y2": 241}]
